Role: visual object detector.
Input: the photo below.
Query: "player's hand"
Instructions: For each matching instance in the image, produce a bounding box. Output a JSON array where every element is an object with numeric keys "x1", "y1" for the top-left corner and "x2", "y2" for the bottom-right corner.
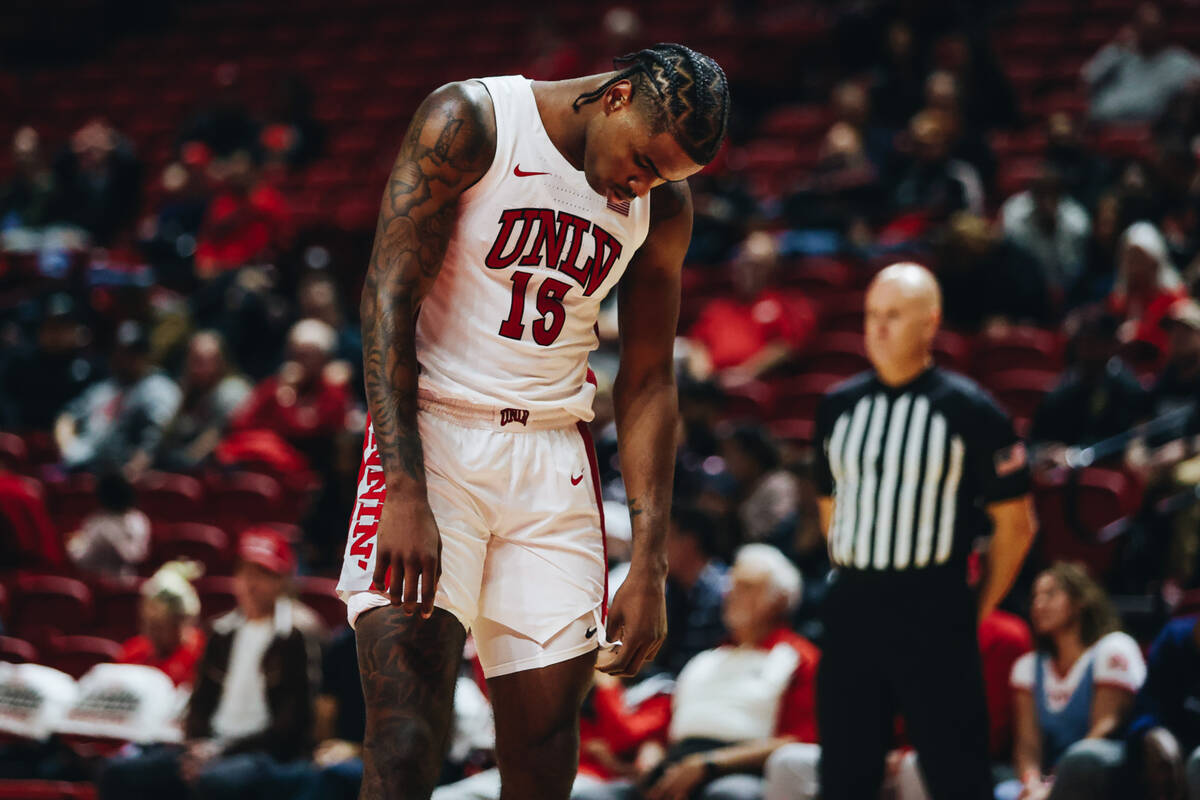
[
  {"x1": 372, "y1": 494, "x2": 442, "y2": 618},
  {"x1": 596, "y1": 569, "x2": 666, "y2": 677}
]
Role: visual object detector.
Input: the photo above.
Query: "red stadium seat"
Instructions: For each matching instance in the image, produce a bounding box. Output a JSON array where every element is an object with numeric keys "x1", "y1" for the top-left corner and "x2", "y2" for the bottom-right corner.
[
  {"x1": 980, "y1": 369, "x2": 1059, "y2": 431},
  {"x1": 135, "y1": 472, "x2": 205, "y2": 523},
  {"x1": 10, "y1": 575, "x2": 93, "y2": 643},
  {"x1": 296, "y1": 576, "x2": 345, "y2": 630},
  {"x1": 209, "y1": 472, "x2": 285, "y2": 529},
  {"x1": 817, "y1": 292, "x2": 866, "y2": 334},
  {"x1": 44, "y1": 635, "x2": 122, "y2": 679},
  {"x1": 972, "y1": 327, "x2": 1063, "y2": 379},
  {"x1": 933, "y1": 331, "x2": 970, "y2": 373},
  {"x1": 804, "y1": 333, "x2": 870, "y2": 377},
  {"x1": 767, "y1": 418, "x2": 817, "y2": 448},
  {"x1": 195, "y1": 576, "x2": 239, "y2": 620},
  {"x1": 0, "y1": 636, "x2": 38, "y2": 663},
  {"x1": 1034, "y1": 468, "x2": 1141, "y2": 578},
  {"x1": 46, "y1": 473, "x2": 99, "y2": 535},
  {"x1": 719, "y1": 380, "x2": 776, "y2": 422},
  {"x1": 0, "y1": 433, "x2": 29, "y2": 474},
  {"x1": 0, "y1": 781, "x2": 81, "y2": 799},
  {"x1": 769, "y1": 373, "x2": 845, "y2": 422},
  {"x1": 759, "y1": 104, "x2": 829, "y2": 139},
  {"x1": 779, "y1": 257, "x2": 856, "y2": 296},
  {"x1": 91, "y1": 576, "x2": 145, "y2": 643},
  {"x1": 151, "y1": 523, "x2": 232, "y2": 576}
]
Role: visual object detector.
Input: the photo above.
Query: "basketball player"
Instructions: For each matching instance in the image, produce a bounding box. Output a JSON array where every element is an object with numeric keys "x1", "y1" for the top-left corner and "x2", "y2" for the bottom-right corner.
[{"x1": 337, "y1": 45, "x2": 730, "y2": 800}]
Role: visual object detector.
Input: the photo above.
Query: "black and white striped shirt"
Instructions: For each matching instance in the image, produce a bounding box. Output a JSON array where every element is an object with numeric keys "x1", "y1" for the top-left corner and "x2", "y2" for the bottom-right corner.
[{"x1": 814, "y1": 367, "x2": 1030, "y2": 575}]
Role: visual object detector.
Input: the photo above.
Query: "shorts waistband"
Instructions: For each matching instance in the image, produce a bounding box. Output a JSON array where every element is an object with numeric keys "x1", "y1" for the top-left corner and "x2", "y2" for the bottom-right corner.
[{"x1": 417, "y1": 390, "x2": 579, "y2": 431}]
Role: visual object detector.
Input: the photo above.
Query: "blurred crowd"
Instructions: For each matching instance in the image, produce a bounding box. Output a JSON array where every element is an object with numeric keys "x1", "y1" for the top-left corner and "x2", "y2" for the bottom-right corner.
[{"x1": 2, "y1": 0, "x2": 1200, "y2": 798}]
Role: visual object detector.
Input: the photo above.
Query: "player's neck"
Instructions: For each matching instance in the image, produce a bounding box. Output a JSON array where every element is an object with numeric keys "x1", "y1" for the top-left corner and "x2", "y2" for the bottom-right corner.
[{"x1": 531, "y1": 73, "x2": 618, "y2": 173}]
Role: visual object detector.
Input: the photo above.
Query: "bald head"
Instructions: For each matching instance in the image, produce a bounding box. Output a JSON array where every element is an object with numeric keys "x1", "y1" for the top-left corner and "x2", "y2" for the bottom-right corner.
[{"x1": 865, "y1": 262, "x2": 942, "y2": 384}]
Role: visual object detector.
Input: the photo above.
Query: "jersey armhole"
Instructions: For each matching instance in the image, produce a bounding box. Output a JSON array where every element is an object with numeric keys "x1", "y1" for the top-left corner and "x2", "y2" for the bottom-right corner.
[{"x1": 459, "y1": 78, "x2": 501, "y2": 199}]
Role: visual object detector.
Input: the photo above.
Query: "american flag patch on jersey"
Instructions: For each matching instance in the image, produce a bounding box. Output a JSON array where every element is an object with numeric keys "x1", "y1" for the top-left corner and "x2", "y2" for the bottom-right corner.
[{"x1": 606, "y1": 198, "x2": 630, "y2": 216}]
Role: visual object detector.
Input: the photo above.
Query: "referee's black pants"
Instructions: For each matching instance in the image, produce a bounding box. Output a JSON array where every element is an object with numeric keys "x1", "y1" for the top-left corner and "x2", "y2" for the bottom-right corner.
[{"x1": 816, "y1": 570, "x2": 992, "y2": 800}]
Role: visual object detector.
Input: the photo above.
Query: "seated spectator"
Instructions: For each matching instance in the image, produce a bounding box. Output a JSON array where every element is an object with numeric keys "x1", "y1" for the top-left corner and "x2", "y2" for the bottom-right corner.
[
  {"x1": 260, "y1": 76, "x2": 325, "y2": 169},
  {"x1": 935, "y1": 212, "x2": 1054, "y2": 330},
  {"x1": 98, "y1": 527, "x2": 317, "y2": 800},
  {"x1": 651, "y1": 506, "x2": 728, "y2": 678},
  {"x1": 297, "y1": 273, "x2": 363, "y2": 397},
  {"x1": 1147, "y1": 297, "x2": 1200, "y2": 423},
  {"x1": 229, "y1": 318, "x2": 351, "y2": 469},
  {"x1": 1084, "y1": 2, "x2": 1200, "y2": 124},
  {"x1": 65, "y1": 470, "x2": 150, "y2": 578},
  {"x1": 137, "y1": 148, "x2": 213, "y2": 292},
  {"x1": 49, "y1": 118, "x2": 142, "y2": 246},
  {"x1": 1108, "y1": 222, "x2": 1188, "y2": 361},
  {"x1": 116, "y1": 560, "x2": 206, "y2": 687},
  {"x1": 1126, "y1": 614, "x2": 1200, "y2": 800},
  {"x1": 1031, "y1": 308, "x2": 1152, "y2": 465},
  {"x1": 891, "y1": 110, "x2": 984, "y2": 222},
  {"x1": 722, "y1": 426, "x2": 800, "y2": 545},
  {"x1": 923, "y1": 68, "x2": 994, "y2": 189},
  {"x1": 829, "y1": 79, "x2": 894, "y2": 174},
  {"x1": 1000, "y1": 563, "x2": 1146, "y2": 800},
  {"x1": 54, "y1": 320, "x2": 181, "y2": 477},
  {"x1": 784, "y1": 122, "x2": 883, "y2": 235},
  {"x1": 155, "y1": 330, "x2": 252, "y2": 472},
  {"x1": 686, "y1": 232, "x2": 817, "y2": 383},
  {"x1": 1045, "y1": 113, "x2": 1099, "y2": 209},
  {"x1": 0, "y1": 126, "x2": 56, "y2": 231},
  {"x1": 0, "y1": 293, "x2": 103, "y2": 432},
  {"x1": 574, "y1": 544, "x2": 819, "y2": 800},
  {"x1": 1001, "y1": 166, "x2": 1091, "y2": 301},
  {"x1": 193, "y1": 150, "x2": 291, "y2": 279},
  {"x1": 178, "y1": 63, "x2": 261, "y2": 162}
]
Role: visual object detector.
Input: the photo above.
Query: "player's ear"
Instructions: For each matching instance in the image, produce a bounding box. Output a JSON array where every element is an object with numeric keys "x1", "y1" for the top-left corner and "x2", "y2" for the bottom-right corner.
[{"x1": 603, "y1": 80, "x2": 635, "y2": 115}]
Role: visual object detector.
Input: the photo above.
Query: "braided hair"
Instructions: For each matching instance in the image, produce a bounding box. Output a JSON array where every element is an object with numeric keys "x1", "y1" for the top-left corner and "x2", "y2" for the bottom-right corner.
[{"x1": 573, "y1": 43, "x2": 730, "y2": 166}]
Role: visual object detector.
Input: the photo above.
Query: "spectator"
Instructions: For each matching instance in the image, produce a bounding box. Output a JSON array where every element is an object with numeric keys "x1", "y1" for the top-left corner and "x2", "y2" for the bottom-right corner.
[
  {"x1": 573, "y1": 544, "x2": 820, "y2": 800},
  {"x1": 1001, "y1": 166, "x2": 1091, "y2": 300},
  {"x1": 891, "y1": 109, "x2": 984, "y2": 221},
  {"x1": 1108, "y1": 222, "x2": 1189, "y2": 361},
  {"x1": 297, "y1": 273, "x2": 363, "y2": 395},
  {"x1": 50, "y1": 118, "x2": 142, "y2": 246},
  {"x1": 228, "y1": 318, "x2": 351, "y2": 468},
  {"x1": 116, "y1": 560, "x2": 206, "y2": 687},
  {"x1": 1031, "y1": 308, "x2": 1152, "y2": 464},
  {"x1": 0, "y1": 126, "x2": 56, "y2": 231},
  {"x1": 98, "y1": 527, "x2": 317, "y2": 800},
  {"x1": 869, "y1": 20, "x2": 926, "y2": 130},
  {"x1": 0, "y1": 293, "x2": 102, "y2": 432},
  {"x1": 1045, "y1": 113, "x2": 1099, "y2": 208},
  {"x1": 1077, "y1": 192, "x2": 1127, "y2": 307},
  {"x1": 178, "y1": 63, "x2": 261, "y2": 161},
  {"x1": 1084, "y1": 2, "x2": 1200, "y2": 124},
  {"x1": 829, "y1": 79, "x2": 893, "y2": 174},
  {"x1": 686, "y1": 232, "x2": 817, "y2": 382},
  {"x1": 65, "y1": 470, "x2": 150, "y2": 578},
  {"x1": 193, "y1": 150, "x2": 291, "y2": 279},
  {"x1": 931, "y1": 30, "x2": 1020, "y2": 137},
  {"x1": 722, "y1": 426, "x2": 801, "y2": 545},
  {"x1": 1001, "y1": 563, "x2": 1146, "y2": 800},
  {"x1": 138, "y1": 150, "x2": 213, "y2": 292},
  {"x1": 784, "y1": 122, "x2": 883, "y2": 235},
  {"x1": 979, "y1": 609, "x2": 1035, "y2": 762},
  {"x1": 55, "y1": 320, "x2": 181, "y2": 477},
  {"x1": 923, "y1": 68, "x2": 995, "y2": 189},
  {"x1": 1126, "y1": 614, "x2": 1200, "y2": 800},
  {"x1": 652, "y1": 506, "x2": 728, "y2": 678},
  {"x1": 155, "y1": 330, "x2": 252, "y2": 472},
  {"x1": 1148, "y1": 298, "x2": 1200, "y2": 422},
  {"x1": 260, "y1": 76, "x2": 325, "y2": 169}
]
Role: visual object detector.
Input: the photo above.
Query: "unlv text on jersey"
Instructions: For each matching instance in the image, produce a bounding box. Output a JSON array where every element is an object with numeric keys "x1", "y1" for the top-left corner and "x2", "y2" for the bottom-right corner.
[{"x1": 484, "y1": 208, "x2": 623, "y2": 297}]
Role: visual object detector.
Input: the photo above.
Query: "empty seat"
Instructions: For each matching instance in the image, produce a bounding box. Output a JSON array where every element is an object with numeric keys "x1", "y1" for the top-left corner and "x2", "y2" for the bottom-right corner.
[
  {"x1": 1034, "y1": 468, "x2": 1141, "y2": 578},
  {"x1": 980, "y1": 369, "x2": 1059, "y2": 431},
  {"x1": 209, "y1": 473, "x2": 284, "y2": 528},
  {"x1": 768, "y1": 373, "x2": 846, "y2": 422},
  {"x1": 972, "y1": 327, "x2": 1063, "y2": 378},
  {"x1": 10, "y1": 575, "x2": 93, "y2": 643},
  {"x1": 295, "y1": 576, "x2": 345, "y2": 630},
  {"x1": 151, "y1": 523, "x2": 232, "y2": 576},
  {"x1": 933, "y1": 330, "x2": 971, "y2": 373},
  {"x1": 91, "y1": 577, "x2": 145, "y2": 643},
  {"x1": 43, "y1": 635, "x2": 122, "y2": 679},
  {"x1": 46, "y1": 473, "x2": 99, "y2": 534},
  {"x1": 804, "y1": 332, "x2": 870, "y2": 377},
  {"x1": 0, "y1": 432, "x2": 29, "y2": 473},
  {"x1": 0, "y1": 636, "x2": 38, "y2": 663},
  {"x1": 719, "y1": 381, "x2": 776, "y2": 422},
  {"x1": 0, "y1": 781, "x2": 82, "y2": 799},
  {"x1": 135, "y1": 472, "x2": 205, "y2": 523}
]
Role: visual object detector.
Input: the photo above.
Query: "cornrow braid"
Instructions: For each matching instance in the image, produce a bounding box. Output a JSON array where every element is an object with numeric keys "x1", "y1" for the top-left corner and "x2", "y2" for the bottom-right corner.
[{"x1": 572, "y1": 43, "x2": 731, "y2": 166}]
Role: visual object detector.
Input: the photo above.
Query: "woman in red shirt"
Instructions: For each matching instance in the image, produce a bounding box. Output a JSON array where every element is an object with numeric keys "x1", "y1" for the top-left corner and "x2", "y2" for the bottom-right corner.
[
  {"x1": 116, "y1": 560, "x2": 206, "y2": 687},
  {"x1": 1108, "y1": 222, "x2": 1188, "y2": 361}
]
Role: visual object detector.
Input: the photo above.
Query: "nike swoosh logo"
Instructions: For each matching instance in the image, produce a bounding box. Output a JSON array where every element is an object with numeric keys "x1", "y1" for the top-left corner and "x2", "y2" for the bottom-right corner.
[
  {"x1": 570, "y1": 472, "x2": 584, "y2": 485},
  {"x1": 585, "y1": 626, "x2": 597, "y2": 639},
  {"x1": 514, "y1": 164, "x2": 551, "y2": 177}
]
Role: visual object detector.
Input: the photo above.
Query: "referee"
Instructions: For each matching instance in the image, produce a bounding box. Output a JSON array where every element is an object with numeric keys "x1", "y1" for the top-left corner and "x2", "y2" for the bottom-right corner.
[{"x1": 813, "y1": 263, "x2": 1036, "y2": 800}]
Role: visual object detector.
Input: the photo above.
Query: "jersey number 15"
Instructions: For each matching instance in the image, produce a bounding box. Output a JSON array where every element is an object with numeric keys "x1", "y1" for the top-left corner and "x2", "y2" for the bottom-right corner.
[{"x1": 498, "y1": 270, "x2": 569, "y2": 346}]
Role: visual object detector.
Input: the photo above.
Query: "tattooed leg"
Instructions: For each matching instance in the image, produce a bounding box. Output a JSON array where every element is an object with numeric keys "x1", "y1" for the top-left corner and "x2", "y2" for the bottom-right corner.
[
  {"x1": 487, "y1": 650, "x2": 597, "y2": 800},
  {"x1": 356, "y1": 605, "x2": 466, "y2": 800}
]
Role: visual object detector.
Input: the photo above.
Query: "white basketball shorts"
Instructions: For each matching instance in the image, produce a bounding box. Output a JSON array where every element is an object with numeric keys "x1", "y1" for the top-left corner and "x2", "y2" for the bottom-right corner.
[{"x1": 337, "y1": 391, "x2": 610, "y2": 678}]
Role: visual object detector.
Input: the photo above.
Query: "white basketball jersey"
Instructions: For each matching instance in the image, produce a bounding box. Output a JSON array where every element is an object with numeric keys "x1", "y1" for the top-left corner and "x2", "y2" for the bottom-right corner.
[{"x1": 414, "y1": 75, "x2": 651, "y2": 422}]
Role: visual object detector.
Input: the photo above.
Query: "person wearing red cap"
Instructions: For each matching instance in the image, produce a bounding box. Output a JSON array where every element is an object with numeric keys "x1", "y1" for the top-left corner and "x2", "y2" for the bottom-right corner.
[{"x1": 99, "y1": 526, "x2": 319, "y2": 800}]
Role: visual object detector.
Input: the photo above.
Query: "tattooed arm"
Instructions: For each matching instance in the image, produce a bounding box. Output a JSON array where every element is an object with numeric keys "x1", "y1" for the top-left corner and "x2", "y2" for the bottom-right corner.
[
  {"x1": 600, "y1": 180, "x2": 692, "y2": 677},
  {"x1": 362, "y1": 81, "x2": 495, "y2": 615}
]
